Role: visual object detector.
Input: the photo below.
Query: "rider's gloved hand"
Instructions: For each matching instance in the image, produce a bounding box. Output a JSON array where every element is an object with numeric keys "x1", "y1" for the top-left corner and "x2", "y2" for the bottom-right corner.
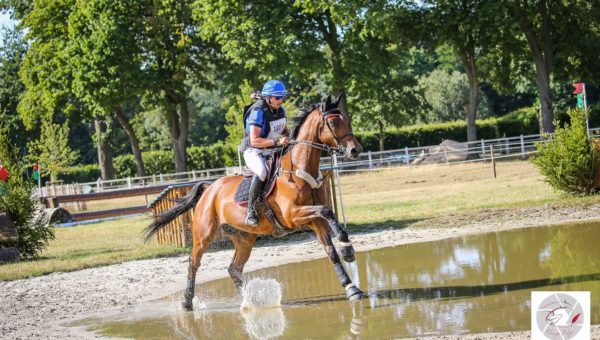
[{"x1": 278, "y1": 136, "x2": 290, "y2": 147}]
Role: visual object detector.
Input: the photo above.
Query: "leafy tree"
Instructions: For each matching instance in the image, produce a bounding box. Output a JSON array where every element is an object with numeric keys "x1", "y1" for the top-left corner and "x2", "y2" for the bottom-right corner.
[
  {"x1": 0, "y1": 25, "x2": 34, "y2": 150},
  {"x1": 68, "y1": 0, "x2": 148, "y2": 176},
  {"x1": 27, "y1": 121, "x2": 79, "y2": 181},
  {"x1": 418, "y1": 69, "x2": 470, "y2": 123},
  {"x1": 505, "y1": 0, "x2": 600, "y2": 133},
  {"x1": 0, "y1": 122, "x2": 55, "y2": 258}
]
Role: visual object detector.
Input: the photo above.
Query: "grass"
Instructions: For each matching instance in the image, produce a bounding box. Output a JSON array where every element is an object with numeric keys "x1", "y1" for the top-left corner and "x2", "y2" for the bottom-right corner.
[
  {"x1": 0, "y1": 215, "x2": 184, "y2": 281},
  {"x1": 2, "y1": 160, "x2": 599, "y2": 281}
]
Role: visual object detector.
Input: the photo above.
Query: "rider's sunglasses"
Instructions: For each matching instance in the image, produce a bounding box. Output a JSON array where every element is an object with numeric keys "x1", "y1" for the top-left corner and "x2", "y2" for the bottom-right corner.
[{"x1": 273, "y1": 96, "x2": 285, "y2": 101}]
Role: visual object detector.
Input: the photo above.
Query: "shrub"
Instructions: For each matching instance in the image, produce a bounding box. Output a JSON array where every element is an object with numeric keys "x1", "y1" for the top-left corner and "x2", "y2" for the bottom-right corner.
[
  {"x1": 0, "y1": 124, "x2": 55, "y2": 258},
  {"x1": 532, "y1": 108, "x2": 600, "y2": 195}
]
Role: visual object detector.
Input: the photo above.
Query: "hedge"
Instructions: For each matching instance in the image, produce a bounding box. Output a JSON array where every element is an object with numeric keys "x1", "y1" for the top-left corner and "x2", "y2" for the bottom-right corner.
[
  {"x1": 356, "y1": 106, "x2": 540, "y2": 150},
  {"x1": 59, "y1": 107, "x2": 541, "y2": 182}
]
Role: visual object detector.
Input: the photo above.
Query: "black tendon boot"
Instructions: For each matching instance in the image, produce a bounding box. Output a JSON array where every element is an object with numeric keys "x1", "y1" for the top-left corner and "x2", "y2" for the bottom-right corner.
[{"x1": 246, "y1": 176, "x2": 265, "y2": 225}]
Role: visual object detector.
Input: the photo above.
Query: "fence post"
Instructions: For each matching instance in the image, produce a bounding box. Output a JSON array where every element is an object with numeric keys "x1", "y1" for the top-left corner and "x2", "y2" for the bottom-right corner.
[
  {"x1": 490, "y1": 145, "x2": 496, "y2": 178},
  {"x1": 504, "y1": 136, "x2": 509, "y2": 155},
  {"x1": 127, "y1": 177, "x2": 132, "y2": 189},
  {"x1": 404, "y1": 146, "x2": 409, "y2": 165},
  {"x1": 368, "y1": 151, "x2": 373, "y2": 169},
  {"x1": 96, "y1": 178, "x2": 102, "y2": 192},
  {"x1": 481, "y1": 139, "x2": 486, "y2": 160},
  {"x1": 332, "y1": 154, "x2": 347, "y2": 229},
  {"x1": 520, "y1": 134, "x2": 525, "y2": 159},
  {"x1": 159, "y1": 173, "x2": 164, "y2": 184},
  {"x1": 192, "y1": 170, "x2": 196, "y2": 181},
  {"x1": 444, "y1": 146, "x2": 449, "y2": 164}
]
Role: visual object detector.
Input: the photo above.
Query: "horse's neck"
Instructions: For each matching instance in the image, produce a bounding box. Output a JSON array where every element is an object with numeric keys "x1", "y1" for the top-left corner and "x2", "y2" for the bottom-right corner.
[{"x1": 282, "y1": 112, "x2": 322, "y2": 177}]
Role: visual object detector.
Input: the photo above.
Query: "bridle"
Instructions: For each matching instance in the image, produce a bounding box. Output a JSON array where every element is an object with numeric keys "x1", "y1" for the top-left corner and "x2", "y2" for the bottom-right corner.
[{"x1": 288, "y1": 106, "x2": 353, "y2": 156}]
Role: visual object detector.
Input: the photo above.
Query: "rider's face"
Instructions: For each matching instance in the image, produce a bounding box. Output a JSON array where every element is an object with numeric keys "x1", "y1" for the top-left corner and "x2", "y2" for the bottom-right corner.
[{"x1": 268, "y1": 96, "x2": 284, "y2": 109}]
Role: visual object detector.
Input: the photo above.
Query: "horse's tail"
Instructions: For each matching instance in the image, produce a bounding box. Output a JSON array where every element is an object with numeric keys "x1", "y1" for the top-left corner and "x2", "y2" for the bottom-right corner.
[{"x1": 143, "y1": 181, "x2": 210, "y2": 243}]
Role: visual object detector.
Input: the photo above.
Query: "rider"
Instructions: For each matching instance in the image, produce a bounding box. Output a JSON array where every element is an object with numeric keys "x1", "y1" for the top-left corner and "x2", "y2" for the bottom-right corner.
[{"x1": 243, "y1": 80, "x2": 290, "y2": 225}]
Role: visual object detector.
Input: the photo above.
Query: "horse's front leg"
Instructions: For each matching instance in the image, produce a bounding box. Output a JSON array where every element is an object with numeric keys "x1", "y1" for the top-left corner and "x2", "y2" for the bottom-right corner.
[
  {"x1": 309, "y1": 219, "x2": 363, "y2": 301},
  {"x1": 291, "y1": 205, "x2": 363, "y2": 300}
]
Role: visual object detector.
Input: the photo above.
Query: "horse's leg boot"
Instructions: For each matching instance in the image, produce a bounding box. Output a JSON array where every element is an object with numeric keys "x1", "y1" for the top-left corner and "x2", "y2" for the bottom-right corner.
[{"x1": 245, "y1": 176, "x2": 265, "y2": 225}]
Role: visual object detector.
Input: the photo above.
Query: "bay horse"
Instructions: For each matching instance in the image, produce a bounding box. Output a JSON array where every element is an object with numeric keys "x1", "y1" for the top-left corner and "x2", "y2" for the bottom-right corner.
[{"x1": 145, "y1": 93, "x2": 364, "y2": 311}]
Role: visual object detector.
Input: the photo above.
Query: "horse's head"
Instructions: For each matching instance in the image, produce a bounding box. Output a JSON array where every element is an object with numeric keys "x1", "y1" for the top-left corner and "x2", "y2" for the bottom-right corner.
[{"x1": 318, "y1": 93, "x2": 363, "y2": 160}]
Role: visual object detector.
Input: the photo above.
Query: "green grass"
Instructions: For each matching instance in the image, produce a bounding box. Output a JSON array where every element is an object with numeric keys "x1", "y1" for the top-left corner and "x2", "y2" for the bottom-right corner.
[
  {"x1": 0, "y1": 215, "x2": 184, "y2": 281},
  {"x1": 2, "y1": 160, "x2": 599, "y2": 281}
]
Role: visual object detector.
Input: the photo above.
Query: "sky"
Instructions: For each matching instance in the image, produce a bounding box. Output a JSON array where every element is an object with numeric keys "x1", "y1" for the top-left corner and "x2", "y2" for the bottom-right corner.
[{"x1": 1, "y1": 11, "x2": 16, "y2": 30}]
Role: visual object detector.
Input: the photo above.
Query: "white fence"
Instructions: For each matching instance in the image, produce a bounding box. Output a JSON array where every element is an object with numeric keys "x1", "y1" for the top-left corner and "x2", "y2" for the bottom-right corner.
[{"x1": 67, "y1": 128, "x2": 600, "y2": 194}]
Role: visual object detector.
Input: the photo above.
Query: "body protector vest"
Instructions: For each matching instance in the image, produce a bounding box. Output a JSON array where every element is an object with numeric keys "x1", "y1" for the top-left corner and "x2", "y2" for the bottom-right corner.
[{"x1": 239, "y1": 99, "x2": 286, "y2": 152}]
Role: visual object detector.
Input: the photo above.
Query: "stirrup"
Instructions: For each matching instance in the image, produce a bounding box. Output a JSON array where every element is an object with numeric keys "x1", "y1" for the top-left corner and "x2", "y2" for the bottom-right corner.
[{"x1": 246, "y1": 207, "x2": 258, "y2": 225}]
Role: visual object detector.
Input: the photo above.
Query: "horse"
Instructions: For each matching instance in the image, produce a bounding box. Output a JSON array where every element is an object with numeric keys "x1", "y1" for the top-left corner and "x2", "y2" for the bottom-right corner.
[{"x1": 145, "y1": 93, "x2": 364, "y2": 311}]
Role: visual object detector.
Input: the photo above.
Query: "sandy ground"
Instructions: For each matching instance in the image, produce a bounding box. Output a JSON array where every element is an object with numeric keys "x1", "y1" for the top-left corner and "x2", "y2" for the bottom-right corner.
[{"x1": 2, "y1": 202, "x2": 600, "y2": 339}]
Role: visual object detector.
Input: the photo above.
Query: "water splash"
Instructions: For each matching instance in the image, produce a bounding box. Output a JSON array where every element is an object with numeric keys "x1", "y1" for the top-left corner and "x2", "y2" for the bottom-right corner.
[{"x1": 240, "y1": 278, "x2": 282, "y2": 309}]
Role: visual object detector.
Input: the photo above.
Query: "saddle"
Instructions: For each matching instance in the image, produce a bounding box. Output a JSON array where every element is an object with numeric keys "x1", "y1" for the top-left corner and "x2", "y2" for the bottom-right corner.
[
  {"x1": 233, "y1": 150, "x2": 293, "y2": 238},
  {"x1": 233, "y1": 150, "x2": 282, "y2": 206}
]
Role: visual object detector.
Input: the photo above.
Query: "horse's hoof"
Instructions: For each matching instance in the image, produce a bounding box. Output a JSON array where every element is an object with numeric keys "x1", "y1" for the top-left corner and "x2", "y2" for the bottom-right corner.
[
  {"x1": 182, "y1": 300, "x2": 193, "y2": 311},
  {"x1": 340, "y1": 246, "x2": 355, "y2": 262},
  {"x1": 346, "y1": 286, "x2": 364, "y2": 301}
]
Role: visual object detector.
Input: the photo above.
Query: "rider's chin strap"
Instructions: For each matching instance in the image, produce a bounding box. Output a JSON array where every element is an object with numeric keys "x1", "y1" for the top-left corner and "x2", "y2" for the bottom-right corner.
[{"x1": 278, "y1": 168, "x2": 324, "y2": 189}]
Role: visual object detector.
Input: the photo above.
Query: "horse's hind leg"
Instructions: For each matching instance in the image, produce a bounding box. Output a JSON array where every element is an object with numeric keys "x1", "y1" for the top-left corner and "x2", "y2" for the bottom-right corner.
[
  {"x1": 183, "y1": 211, "x2": 219, "y2": 311},
  {"x1": 310, "y1": 220, "x2": 363, "y2": 301},
  {"x1": 223, "y1": 225, "x2": 257, "y2": 292}
]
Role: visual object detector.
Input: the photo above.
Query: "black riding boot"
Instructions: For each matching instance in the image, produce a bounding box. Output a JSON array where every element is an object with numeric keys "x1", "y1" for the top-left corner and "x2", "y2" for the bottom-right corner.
[{"x1": 246, "y1": 176, "x2": 265, "y2": 225}]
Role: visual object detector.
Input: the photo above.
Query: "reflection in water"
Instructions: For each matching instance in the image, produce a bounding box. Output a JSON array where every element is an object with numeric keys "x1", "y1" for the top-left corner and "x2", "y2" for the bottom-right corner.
[
  {"x1": 74, "y1": 221, "x2": 600, "y2": 339},
  {"x1": 241, "y1": 307, "x2": 286, "y2": 339}
]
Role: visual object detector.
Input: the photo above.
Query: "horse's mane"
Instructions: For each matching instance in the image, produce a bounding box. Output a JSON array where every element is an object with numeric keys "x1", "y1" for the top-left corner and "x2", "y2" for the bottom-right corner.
[{"x1": 290, "y1": 103, "x2": 321, "y2": 139}]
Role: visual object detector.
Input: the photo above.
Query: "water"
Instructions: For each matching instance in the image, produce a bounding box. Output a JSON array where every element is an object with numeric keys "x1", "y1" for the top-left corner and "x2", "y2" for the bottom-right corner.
[{"x1": 72, "y1": 221, "x2": 600, "y2": 339}]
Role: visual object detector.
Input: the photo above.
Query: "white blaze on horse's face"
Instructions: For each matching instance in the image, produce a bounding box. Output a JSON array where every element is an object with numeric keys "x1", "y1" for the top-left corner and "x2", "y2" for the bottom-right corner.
[{"x1": 324, "y1": 113, "x2": 363, "y2": 160}]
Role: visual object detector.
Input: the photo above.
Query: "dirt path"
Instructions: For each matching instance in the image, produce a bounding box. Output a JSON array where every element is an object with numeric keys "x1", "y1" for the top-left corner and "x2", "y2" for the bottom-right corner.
[{"x1": 2, "y1": 202, "x2": 600, "y2": 339}]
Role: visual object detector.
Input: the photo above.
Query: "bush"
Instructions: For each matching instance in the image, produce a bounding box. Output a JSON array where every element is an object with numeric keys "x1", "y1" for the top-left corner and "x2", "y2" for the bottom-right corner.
[
  {"x1": 532, "y1": 108, "x2": 600, "y2": 195},
  {"x1": 0, "y1": 125, "x2": 55, "y2": 258}
]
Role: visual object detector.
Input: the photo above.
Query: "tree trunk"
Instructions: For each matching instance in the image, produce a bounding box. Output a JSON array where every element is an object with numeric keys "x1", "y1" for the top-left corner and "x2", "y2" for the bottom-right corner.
[
  {"x1": 378, "y1": 120, "x2": 385, "y2": 151},
  {"x1": 165, "y1": 93, "x2": 189, "y2": 174},
  {"x1": 94, "y1": 118, "x2": 114, "y2": 180},
  {"x1": 461, "y1": 35, "x2": 478, "y2": 143},
  {"x1": 114, "y1": 108, "x2": 145, "y2": 177},
  {"x1": 516, "y1": 0, "x2": 554, "y2": 133}
]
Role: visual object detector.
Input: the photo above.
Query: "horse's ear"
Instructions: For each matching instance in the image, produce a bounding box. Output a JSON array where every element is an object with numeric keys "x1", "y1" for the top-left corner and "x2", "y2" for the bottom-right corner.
[
  {"x1": 324, "y1": 94, "x2": 332, "y2": 111},
  {"x1": 334, "y1": 91, "x2": 344, "y2": 107}
]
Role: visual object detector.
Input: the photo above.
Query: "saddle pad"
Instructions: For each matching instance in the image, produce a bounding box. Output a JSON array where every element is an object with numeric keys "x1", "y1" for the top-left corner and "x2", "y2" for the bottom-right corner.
[{"x1": 234, "y1": 177, "x2": 277, "y2": 206}]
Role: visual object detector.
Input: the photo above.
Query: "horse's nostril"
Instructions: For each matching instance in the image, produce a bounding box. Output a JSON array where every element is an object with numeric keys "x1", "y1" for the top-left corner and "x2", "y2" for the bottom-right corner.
[{"x1": 351, "y1": 148, "x2": 359, "y2": 158}]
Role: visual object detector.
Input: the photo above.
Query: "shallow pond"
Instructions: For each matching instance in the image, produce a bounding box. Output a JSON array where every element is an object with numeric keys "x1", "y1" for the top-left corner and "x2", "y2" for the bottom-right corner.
[{"x1": 73, "y1": 221, "x2": 600, "y2": 339}]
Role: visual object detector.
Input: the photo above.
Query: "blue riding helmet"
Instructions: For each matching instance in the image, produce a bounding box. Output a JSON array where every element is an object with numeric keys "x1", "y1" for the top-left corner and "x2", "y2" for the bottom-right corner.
[{"x1": 261, "y1": 80, "x2": 287, "y2": 97}]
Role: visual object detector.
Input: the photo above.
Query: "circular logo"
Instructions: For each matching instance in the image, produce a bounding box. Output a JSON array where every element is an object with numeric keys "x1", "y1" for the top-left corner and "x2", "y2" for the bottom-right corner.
[{"x1": 535, "y1": 293, "x2": 584, "y2": 340}]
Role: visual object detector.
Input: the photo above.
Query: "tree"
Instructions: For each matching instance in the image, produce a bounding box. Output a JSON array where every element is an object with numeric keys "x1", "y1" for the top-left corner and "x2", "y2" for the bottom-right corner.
[
  {"x1": 425, "y1": 0, "x2": 502, "y2": 143},
  {"x1": 27, "y1": 121, "x2": 79, "y2": 181},
  {"x1": 68, "y1": 0, "x2": 147, "y2": 176},
  {"x1": 508, "y1": 0, "x2": 600, "y2": 133},
  {"x1": 142, "y1": 0, "x2": 218, "y2": 173},
  {"x1": 0, "y1": 25, "x2": 33, "y2": 150},
  {"x1": 196, "y1": 0, "x2": 374, "y2": 120}
]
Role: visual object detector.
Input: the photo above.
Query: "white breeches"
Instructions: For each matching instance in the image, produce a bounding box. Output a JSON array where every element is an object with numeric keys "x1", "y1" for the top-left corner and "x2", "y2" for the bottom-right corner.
[{"x1": 243, "y1": 148, "x2": 270, "y2": 181}]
